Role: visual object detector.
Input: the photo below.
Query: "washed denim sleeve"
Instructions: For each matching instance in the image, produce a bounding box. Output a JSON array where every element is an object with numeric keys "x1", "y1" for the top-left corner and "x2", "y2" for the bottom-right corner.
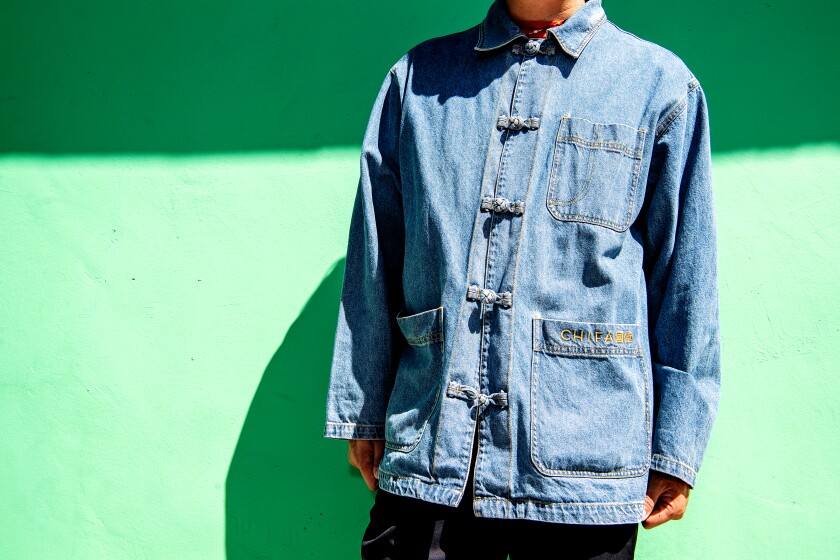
[
  {"x1": 322, "y1": 65, "x2": 406, "y2": 441},
  {"x1": 642, "y1": 76, "x2": 722, "y2": 488}
]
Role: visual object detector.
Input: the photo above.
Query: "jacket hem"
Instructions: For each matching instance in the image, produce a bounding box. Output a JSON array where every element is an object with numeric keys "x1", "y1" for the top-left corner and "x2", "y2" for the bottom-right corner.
[
  {"x1": 376, "y1": 468, "x2": 464, "y2": 507},
  {"x1": 377, "y1": 470, "x2": 647, "y2": 524},
  {"x1": 473, "y1": 496, "x2": 646, "y2": 524},
  {"x1": 323, "y1": 422, "x2": 385, "y2": 440}
]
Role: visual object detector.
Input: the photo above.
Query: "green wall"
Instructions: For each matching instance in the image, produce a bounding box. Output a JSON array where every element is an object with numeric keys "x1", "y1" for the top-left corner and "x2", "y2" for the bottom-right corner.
[{"x1": 1, "y1": 1, "x2": 838, "y2": 558}]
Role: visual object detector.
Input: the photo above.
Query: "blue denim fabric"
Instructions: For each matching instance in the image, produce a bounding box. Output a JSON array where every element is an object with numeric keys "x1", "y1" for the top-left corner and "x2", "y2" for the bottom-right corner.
[{"x1": 323, "y1": 0, "x2": 721, "y2": 525}]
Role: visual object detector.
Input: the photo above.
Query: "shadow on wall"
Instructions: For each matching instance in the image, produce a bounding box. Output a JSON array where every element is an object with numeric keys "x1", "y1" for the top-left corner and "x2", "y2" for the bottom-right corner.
[
  {"x1": 2, "y1": 0, "x2": 838, "y2": 154},
  {"x1": 226, "y1": 258, "x2": 377, "y2": 559},
  {"x1": 0, "y1": 0, "x2": 470, "y2": 153}
]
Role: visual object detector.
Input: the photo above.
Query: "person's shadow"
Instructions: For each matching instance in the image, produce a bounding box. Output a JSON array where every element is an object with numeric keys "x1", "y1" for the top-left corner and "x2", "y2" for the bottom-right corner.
[{"x1": 226, "y1": 257, "x2": 385, "y2": 558}]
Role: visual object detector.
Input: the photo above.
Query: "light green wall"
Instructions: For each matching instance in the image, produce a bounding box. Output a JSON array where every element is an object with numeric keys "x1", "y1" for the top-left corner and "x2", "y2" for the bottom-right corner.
[{"x1": 2, "y1": 1, "x2": 838, "y2": 558}]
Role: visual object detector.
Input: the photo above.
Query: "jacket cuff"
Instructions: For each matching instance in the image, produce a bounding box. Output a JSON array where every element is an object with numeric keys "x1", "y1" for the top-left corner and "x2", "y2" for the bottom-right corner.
[
  {"x1": 323, "y1": 422, "x2": 386, "y2": 440},
  {"x1": 650, "y1": 454, "x2": 698, "y2": 488}
]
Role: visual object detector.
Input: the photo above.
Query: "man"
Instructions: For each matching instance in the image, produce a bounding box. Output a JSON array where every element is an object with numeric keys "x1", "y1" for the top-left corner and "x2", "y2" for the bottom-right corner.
[{"x1": 324, "y1": 0, "x2": 721, "y2": 557}]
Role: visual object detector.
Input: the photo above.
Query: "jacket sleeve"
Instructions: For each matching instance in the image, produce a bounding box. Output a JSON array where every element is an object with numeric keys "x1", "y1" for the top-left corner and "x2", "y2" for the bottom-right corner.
[
  {"x1": 641, "y1": 75, "x2": 722, "y2": 488},
  {"x1": 323, "y1": 64, "x2": 406, "y2": 440}
]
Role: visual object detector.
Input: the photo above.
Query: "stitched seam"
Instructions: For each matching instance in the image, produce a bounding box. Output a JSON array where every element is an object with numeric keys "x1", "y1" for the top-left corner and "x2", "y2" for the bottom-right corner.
[
  {"x1": 555, "y1": 121, "x2": 597, "y2": 205},
  {"x1": 532, "y1": 462, "x2": 648, "y2": 478},
  {"x1": 325, "y1": 422, "x2": 385, "y2": 427},
  {"x1": 624, "y1": 128, "x2": 646, "y2": 224},
  {"x1": 503, "y1": 58, "x2": 557, "y2": 503},
  {"x1": 642, "y1": 357, "x2": 652, "y2": 462},
  {"x1": 557, "y1": 135, "x2": 643, "y2": 157},
  {"x1": 475, "y1": 33, "x2": 525, "y2": 52},
  {"x1": 385, "y1": 376, "x2": 445, "y2": 452},
  {"x1": 539, "y1": 318, "x2": 642, "y2": 327},
  {"x1": 542, "y1": 208, "x2": 629, "y2": 230},
  {"x1": 651, "y1": 454, "x2": 698, "y2": 476},
  {"x1": 376, "y1": 467, "x2": 439, "y2": 487},
  {"x1": 655, "y1": 80, "x2": 701, "y2": 141},
  {"x1": 535, "y1": 344, "x2": 642, "y2": 356},
  {"x1": 473, "y1": 497, "x2": 646, "y2": 507},
  {"x1": 654, "y1": 99, "x2": 686, "y2": 140},
  {"x1": 403, "y1": 331, "x2": 444, "y2": 345}
]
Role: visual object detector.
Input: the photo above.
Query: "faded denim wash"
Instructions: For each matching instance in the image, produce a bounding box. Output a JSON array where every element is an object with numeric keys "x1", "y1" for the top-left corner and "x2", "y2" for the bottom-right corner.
[{"x1": 323, "y1": 0, "x2": 721, "y2": 525}]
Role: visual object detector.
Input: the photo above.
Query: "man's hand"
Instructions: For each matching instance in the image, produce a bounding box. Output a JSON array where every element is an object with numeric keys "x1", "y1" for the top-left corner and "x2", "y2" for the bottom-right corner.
[
  {"x1": 642, "y1": 470, "x2": 691, "y2": 529},
  {"x1": 348, "y1": 439, "x2": 386, "y2": 491}
]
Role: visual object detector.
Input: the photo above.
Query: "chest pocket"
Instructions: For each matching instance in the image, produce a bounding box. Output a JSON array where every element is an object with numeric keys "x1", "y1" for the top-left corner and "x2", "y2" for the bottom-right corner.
[{"x1": 546, "y1": 116, "x2": 646, "y2": 232}]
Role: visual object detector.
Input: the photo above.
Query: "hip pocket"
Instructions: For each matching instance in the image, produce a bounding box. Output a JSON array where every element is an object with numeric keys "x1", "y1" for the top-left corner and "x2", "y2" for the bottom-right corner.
[
  {"x1": 546, "y1": 116, "x2": 646, "y2": 232},
  {"x1": 529, "y1": 317, "x2": 651, "y2": 477},
  {"x1": 385, "y1": 306, "x2": 445, "y2": 452}
]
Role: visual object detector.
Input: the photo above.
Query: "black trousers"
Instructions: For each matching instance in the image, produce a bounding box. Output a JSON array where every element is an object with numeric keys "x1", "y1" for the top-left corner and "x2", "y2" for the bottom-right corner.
[{"x1": 362, "y1": 431, "x2": 639, "y2": 560}]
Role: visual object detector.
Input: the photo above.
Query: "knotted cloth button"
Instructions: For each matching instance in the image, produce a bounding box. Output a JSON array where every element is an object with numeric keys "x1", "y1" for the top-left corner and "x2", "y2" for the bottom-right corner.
[
  {"x1": 496, "y1": 115, "x2": 540, "y2": 131},
  {"x1": 446, "y1": 380, "x2": 509, "y2": 418},
  {"x1": 524, "y1": 40, "x2": 540, "y2": 54},
  {"x1": 480, "y1": 195, "x2": 526, "y2": 215},
  {"x1": 512, "y1": 43, "x2": 556, "y2": 56},
  {"x1": 495, "y1": 291, "x2": 513, "y2": 307},
  {"x1": 466, "y1": 284, "x2": 513, "y2": 307},
  {"x1": 466, "y1": 284, "x2": 497, "y2": 305},
  {"x1": 492, "y1": 197, "x2": 511, "y2": 213}
]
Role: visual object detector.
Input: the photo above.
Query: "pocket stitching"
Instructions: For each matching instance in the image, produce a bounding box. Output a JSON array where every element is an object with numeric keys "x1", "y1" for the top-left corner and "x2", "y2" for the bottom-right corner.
[
  {"x1": 384, "y1": 378, "x2": 443, "y2": 452},
  {"x1": 547, "y1": 116, "x2": 596, "y2": 206},
  {"x1": 402, "y1": 331, "x2": 444, "y2": 346}
]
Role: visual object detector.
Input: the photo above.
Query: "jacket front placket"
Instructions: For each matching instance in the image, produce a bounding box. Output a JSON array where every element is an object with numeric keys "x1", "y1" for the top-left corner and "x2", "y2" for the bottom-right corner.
[{"x1": 437, "y1": 36, "x2": 557, "y2": 501}]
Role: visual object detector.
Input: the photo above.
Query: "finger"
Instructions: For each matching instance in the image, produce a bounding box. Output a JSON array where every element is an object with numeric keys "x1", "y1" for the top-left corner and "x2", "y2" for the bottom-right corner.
[
  {"x1": 356, "y1": 441, "x2": 377, "y2": 491},
  {"x1": 348, "y1": 441, "x2": 359, "y2": 469},
  {"x1": 360, "y1": 467, "x2": 376, "y2": 491},
  {"x1": 641, "y1": 502, "x2": 668, "y2": 529},
  {"x1": 643, "y1": 490, "x2": 658, "y2": 517},
  {"x1": 643, "y1": 483, "x2": 663, "y2": 518},
  {"x1": 642, "y1": 498, "x2": 681, "y2": 530}
]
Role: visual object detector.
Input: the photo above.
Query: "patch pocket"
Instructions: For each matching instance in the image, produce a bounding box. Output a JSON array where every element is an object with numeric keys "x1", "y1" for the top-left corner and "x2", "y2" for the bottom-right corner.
[
  {"x1": 546, "y1": 116, "x2": 646, "y2": 232},
  {"x1": 384, "y1": 306, "x2": 445, "y2": 452},
  {"x1": 529, "y1": 317, "x2": 651, "y2": 477}
]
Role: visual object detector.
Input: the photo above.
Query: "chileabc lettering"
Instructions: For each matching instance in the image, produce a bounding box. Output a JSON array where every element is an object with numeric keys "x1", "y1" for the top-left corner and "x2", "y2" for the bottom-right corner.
[{"x1": 559, "y1": 328, "x2": 634, "y2": 344}]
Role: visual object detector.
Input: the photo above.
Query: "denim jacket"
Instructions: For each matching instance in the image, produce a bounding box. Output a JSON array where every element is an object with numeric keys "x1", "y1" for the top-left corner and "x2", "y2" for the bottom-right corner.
[{"x1": 323, "y1": 0, "x2": 721, "y2": 524}]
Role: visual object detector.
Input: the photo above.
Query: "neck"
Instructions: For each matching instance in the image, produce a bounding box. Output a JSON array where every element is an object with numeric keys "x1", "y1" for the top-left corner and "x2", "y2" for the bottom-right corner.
[{"x1": 505, "y1": 0, "x2": 586, "y2": 22}]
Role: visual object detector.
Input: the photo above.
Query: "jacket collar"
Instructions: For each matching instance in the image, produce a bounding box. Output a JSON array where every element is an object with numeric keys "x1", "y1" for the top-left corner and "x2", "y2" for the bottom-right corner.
[{"x1": 474, "y1": 0, "x2": 607, "y2": 58}]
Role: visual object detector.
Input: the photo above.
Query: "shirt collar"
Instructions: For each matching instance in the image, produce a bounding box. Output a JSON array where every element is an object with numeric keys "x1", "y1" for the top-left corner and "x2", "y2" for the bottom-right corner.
[{"x1": 474, "y1": 0, "x2": 607, "y2": 58}]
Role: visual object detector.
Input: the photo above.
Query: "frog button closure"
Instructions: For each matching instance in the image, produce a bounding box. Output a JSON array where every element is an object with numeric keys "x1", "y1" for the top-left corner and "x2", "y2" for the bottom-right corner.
[
  {"x1": 465, "y1": 284, "x2": 513, "y2": 318},
  {"x1": 445, "y1": 381, "x2": 508, "y2": 420},
  {"x1": 480, "y1": 195, "x2": 526, "y2": 215},
  {"x1": 524, "y1": 40, "x2": 539, "y2": 55},
  {"x1": 497, "y1": 115, "x2": 540, "y2": 131},
  {"x1": 511, "y1": 40, "x2": 557, "y2": 56}
]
